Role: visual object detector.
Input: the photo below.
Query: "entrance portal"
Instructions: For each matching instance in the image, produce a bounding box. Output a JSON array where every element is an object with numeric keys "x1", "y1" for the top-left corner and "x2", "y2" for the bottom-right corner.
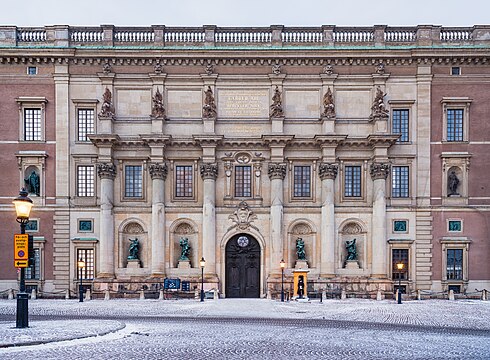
[{"x1": 225, "y1": 234, "x2": 260, "y2": 298}]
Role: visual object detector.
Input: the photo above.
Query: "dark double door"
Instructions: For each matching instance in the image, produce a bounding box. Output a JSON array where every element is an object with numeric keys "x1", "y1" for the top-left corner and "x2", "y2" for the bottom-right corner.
[{"x1": 225, "y1": 234, "x2": 260, "y2": 298}]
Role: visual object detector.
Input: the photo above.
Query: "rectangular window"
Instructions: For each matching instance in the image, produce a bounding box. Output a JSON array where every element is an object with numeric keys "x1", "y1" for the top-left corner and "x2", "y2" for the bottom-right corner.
[
  {"x1": 77, "y1": 166, "x2": 95, "y2": 197},
  {"x1": 25, "y1": 248, "x2": 40, "y2": 280},
  {"x1": 235, "y1": 166, "x2": 252, "y2": 197},
  {"x1": 293, "y1": 166, "x2": 311, "y2": 197},
  {"x1": 27, "y1": 66, "x2": 37, "y2": 75},
  {"x1": 344, "y1": 166, "x2": 361, "y2": 197},
  {"x1": 447, "y1": 109, "x2": 464, "y2": 142},
  {"x1": 451, "y1": 67, "x2": 461, "y2": 76},
  {"x1": 24, "y1": 108, "x2": 41, "y2": 141},
  {"x1": 447, "y1": 249, "x2": 463, "y2": 280},
  {"x1": 392, "y1": 249, "x2": 409, "y2": 281},
  {"x1": 392, "y1": 166, "x2": 409, "y2": 198},
  {"x1": 392, "y1": 109, "x2": 409, "y2": 142},
  {"x1": 175, "y1": 165, "x2": 193, "y2": 198},
  {"x1": 125, "y1": 165, "x2": 143, "y2": 198},
  {"x1": 77, "y1": 248, "x2": 95, "y2": 280},
  {"x1": 77, "y1": 109, "x2": 95, "y2": 142}
]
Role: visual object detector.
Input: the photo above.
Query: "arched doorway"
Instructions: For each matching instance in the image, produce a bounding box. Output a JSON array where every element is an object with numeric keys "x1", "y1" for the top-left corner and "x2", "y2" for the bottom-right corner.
[{"x1": 225, "y1": 234, "x2": 260, "y2": 298}]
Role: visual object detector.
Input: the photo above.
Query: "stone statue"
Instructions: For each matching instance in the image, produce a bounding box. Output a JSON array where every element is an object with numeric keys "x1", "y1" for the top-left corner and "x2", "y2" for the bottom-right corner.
[
  {"x1": 297, "y1": 275, "x2": 305, "y2": 298},
  {"x1": 151, "y1": 88, "x2": 167, "y2": 118},
  {"x1": 296, "y1": 238, "x2": 306, "y2": 260},
  {"x1": 448, "y1": 170, "x2": 460, "y2": 196},
  {"x1": 369, "y1": 87, "x2": 389, "y2": 120},
  {"x1": 128, "y1": 238, "x2": 140, "y2": 260},
  {"x1": 179, "y1": 237, "x2": 190, "y2": 261},
  {"x1": 345, "y1": 238, "x2": 357, "y2": 261},
  {"x1": 24, "y1": 170, "x2": 40, "y2": 196},
  {"x1": 99, "y1": 88, "x2": 115, "y2": 117},
  {"x1": 270, "y1": 86, "x2": 284, "y2": 118},
  {"x1": 321, "y1": 87, "x2": 336, "y2": 119},
  {"x1": 202, "y1": 86, "x2": 217, "y2": 118}
]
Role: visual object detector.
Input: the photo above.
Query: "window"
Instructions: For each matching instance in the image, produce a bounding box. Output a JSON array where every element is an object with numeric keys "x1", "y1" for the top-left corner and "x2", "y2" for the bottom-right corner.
[
  {"x1": 77, "y1": 109, "x2": 95, "y2": 142},
  {"x1": 124, "y1": 165, "x2": 143, "y2": 198},
  {"x1": 448, "y1": 220, "x2": 462, "y2": 232},
  {"x1": 392, "y1": 109, "x2": 409, "y2": 142},
  {"x1": 392, "y1": 249, "x2": 409, "y2": 281},
  {"x1": 393, "y1": 220, "x2": 407, "y2": 233},
  {"x1": 447, "y1": 109, "x2": 464, "y2": 142},
  {"x1": 235, "y1": 165, "x2": 252, "y2": 197},
  {"x1": 446, "y1": 249, "x2": 463, "y2": 280},
  {"x1": 344, "y1": 166, "x2": 361, "y2": 197},
  {"x1": 77, "y1": 248, "x2": 95, "y2": 280},
  {"x1": 25, "y1": 248, "x2": 40, "y2": 280},
  {"x1": 175, "y1": 165, "x2": 193, "y2": 198},
  {"x1": 293, "y1": 166, "x2": 311, "y2": 198},
  {"x1": 77, "y1": 165, "x2": 95, "y2": 197},
  {"x1": 392, "y1": 166, "x2": 409, "y2": 198},
  {"x1": 451, "y1": 67, "x2": 461, "y2": 75},
  {"x1": 27, "y1": 66, "x2": 37, "y2": 75},
  {"x1": 24, "y1": 108, "x2": 42, "y2": 141}
]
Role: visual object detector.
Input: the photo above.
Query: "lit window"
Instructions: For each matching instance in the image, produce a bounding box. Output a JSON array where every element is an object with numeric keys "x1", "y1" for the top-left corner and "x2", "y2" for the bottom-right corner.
[
  {"x1": 77, "y1": 166, "x2": 95, "y2": 197},
  {"x1": 235, "y1": 166, "x2": 252, "y2": 197},
  {"x1": 344, "y1": 166, "x2": 361, "y2": 197},
  {"x1": 392, "y1": 166, "x2": 409, "y2": 198},
  {"x1": 125, "y1": 165, "x2": 143, "y2": 198},
  {"x1": 77, "y1": 248, "x2": 95, "y2": 280},
  {"x1": 293, "y1": 166, "x2": 311, "y2": 198},
  {"x1": 175, "y1": 165, "x2": 193, "y2": 198},
  {"x1": 392, "y1": 109, "x2": 409, "y2": 142},
  {"x1": 392, "y1": 249, "x2": 408, "y2": 281},
  {"x1": 77, "y1": 109, "x2": 95, "y2": 142}
]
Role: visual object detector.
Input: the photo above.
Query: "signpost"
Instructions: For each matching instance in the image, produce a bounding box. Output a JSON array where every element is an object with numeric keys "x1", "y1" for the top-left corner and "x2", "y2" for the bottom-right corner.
[{"x1": 14, "y1": 234, "x2": 29, "y2": 268}]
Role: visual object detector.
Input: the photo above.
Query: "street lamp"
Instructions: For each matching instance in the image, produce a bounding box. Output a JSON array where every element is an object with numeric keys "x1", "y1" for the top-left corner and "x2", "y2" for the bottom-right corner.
[
  {"x1": 13, "y1": 188, "x2": 33, "y2": 328},
  {"x1": 396, "y1": 262, "x2": 404, "y2": 304},
  {"x1": 280, "y1": 259, "x2": 285, "y2": 302},
  {"x1": 199, "y1": 257, "x2": 206, "y2": 302},
  {"x1": 77, "y1": 259, "x2": 85, "y2": 302}
]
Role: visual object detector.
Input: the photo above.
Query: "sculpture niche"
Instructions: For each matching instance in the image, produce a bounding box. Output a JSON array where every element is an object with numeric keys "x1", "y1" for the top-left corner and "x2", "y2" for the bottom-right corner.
[
  {"x1": 177, "y1": 237, "x2": 192, "y2": 269},
  {"x1": 344, "y1": 238, "x2": 360, "y2": 269},
  {"x1": 295, "y1": 237, "x2": 309, "y2": 269},
  {"x1": 127, "y1": 238, "x2": 141, "y2": 269},
  {"x1": 24, "y1": 170, "x2": 40, "y2": 196},
  {"x1": 447, "y1": 170, "x2": 460, "y2": 196}
]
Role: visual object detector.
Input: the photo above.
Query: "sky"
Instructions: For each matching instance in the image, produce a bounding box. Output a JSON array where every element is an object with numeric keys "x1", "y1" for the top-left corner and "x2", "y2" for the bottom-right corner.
[{"x1": 0, "y1": 0, "x2": 488, "y2": 27}]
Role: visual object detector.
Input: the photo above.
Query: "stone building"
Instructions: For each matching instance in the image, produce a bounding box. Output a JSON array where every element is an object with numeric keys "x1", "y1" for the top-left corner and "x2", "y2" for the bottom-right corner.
[{"x1": 0, "y1": 25, "x2": 489, "y2": 298}]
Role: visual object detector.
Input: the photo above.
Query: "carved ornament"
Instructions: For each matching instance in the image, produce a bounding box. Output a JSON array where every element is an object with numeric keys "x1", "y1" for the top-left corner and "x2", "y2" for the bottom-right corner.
[
  {"x1": 268, "y1": 163, "x2": 287, "y2": 180},
  {"x1": 321, "y1": 87, "x2": 336, "y2": 119},
  {"x1": 97, "y1": 162, "x2": 116, "y2": 179},
  {"x1": 149, "y1": 162, "x2": 168, "y2": 180},
  {"x1": 269, "y1": 86, "x2": 284, "y2": 118},
  {"x1": 370, "y1": 162, "x2": 390, "y2": 180},
  {"x1": 228, "y1": 201, "x2": 258, "y2": 231},
  {"x1": 319, "y1": 163, "x2": 338, "y2": 180},
  {"x1": 202, "y1": 86, "x2": 217, "y2": 119},
  {"x1": 200, "y1": 163, "x2": 218, "y2": 180},
  {"x1": 98, "y1": 88, "x2": 115, "y2": 118},
  {"x1": 369, "y1": 87, "x2": 389, "y2": 121},
  {"x1": 151, "y1": 88, "x2": 167, "y2": 119}
]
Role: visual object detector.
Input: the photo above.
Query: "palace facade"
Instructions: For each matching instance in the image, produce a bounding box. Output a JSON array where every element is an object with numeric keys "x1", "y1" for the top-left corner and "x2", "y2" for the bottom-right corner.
[{"x1": 0, "y1": 25, "x2": 489, "y2": 298}]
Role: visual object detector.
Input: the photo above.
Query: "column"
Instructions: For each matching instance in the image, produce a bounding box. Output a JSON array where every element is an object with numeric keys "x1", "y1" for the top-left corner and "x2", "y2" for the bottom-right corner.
[
  {"x1": 319, "y1": 163, "x2": 338, "y2": 276},
  {"x1": 370, "y1": 162, "x2": 390, "y2": 277},
  {"x1": 149, "y1": 162, "x2": 168, "y2": 277},
  {"x1": 268, "y1": 163, "x2": 286, "y2": 272},
  {"x1": 97, "y1": 162, "x2": 116, "y2": 277},
  {"x1": 200, "y1": 163, "x2": 218, "y2": 275}
]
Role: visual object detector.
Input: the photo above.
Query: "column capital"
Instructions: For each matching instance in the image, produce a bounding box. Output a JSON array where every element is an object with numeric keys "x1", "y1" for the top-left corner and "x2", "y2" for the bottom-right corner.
[
  {"x1": 319, "y1": 163, "x2": 338, "y2": 180},
  {"x1": 97, "y1": 162, "x2": 116, "y2": 179},
  {"x1": 268, "y1": 163, "x2": 287, "y2": 180},
  {"x1": 149, "y1": 162, "x2": 168, "y2": 180},
  {"x1": 200, "y1": 163, "x2": 218, "y2": 180},
  {"x1": 370, "y1": 162, "x2": 390, "y2": 180}
]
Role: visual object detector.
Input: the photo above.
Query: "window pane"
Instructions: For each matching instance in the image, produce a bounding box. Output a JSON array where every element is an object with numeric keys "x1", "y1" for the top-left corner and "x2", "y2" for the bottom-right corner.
[
  {"x1": 235, "y1": 166, "x2": 252, "y2": 197},
  {"x1": 293, "y1": 166, "x2": 311, "y2": 197},
  {"x1": 175, "y1": 166, "x2": 193, "y2": 198},
  {"x1": 77, "y1": 166, "x2": 95, "y2": 197},
  {"x1": 77, "y1": 109, "x2": 95, "y2": 142},
  {"x1": 125, "y1": 165, "x2": 143, "y2": 198},
  {"x1": 25, "y1": 248, "x2": 40, "y2": 280},
  {"x1": 392, "y1": 109, "x2": 409, "y2": 142},
  {"x1": 447, "y1": 109, "x2": 463, "y2": 142},
  {"x1": 77, "y1": 248, "x2": 95, "y2": 280},
  {"x1": 447, "y1": 249, "x2": 463, "y2": 280},
  {"x1": 344, "y1": 166, "x2": 361, "y2": 197},
  {"x1": 24, "y1": 108, "x2": 41, "y2": 141},
  {"x1": 392, "y1": 249, "x2": 409, "y2": 280},
  {"x1": 392, "y1": 166, "x2": 409, "y2": 198}
]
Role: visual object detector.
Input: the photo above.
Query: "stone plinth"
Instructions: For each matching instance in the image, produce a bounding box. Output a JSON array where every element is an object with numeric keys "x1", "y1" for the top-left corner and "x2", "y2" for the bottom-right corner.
[
  {"x1": 295, "y1": 260, "x2": 309, "y2": 269},
  {"x1": 177, "y1": 260, "x2": 191, "y2": 269},
  {"x1": 127, "y1": 259, "x2": 141, "y2": 269},
  {"x1": 345, "y1": 260, "x2": 360, "y2": 270}
]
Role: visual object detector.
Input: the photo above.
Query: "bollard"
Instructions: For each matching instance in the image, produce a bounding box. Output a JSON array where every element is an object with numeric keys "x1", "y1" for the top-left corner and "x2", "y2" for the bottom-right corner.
[
  {"x1": 266, "y1": 290, "x2": 271, "y2": 300},
  {"x1": 8, "y1": 289, "x2": 14, "y2": 300},
  {"x1": 139, "y1": 289, "x2": 145, "y2": 300},
  {"x1": 482, "y1": 289, "x2": 488, "y2": 301},
  {"x1": 85, "y1": 288, "x2": 91, "y2": 301},
  {"x1": 448, "y1": 289, "x2": 455, "y2": 301},
  {"x1": 213, "y1": 289, "x2": 219, "y2": 300},
  {"x1": 376, "y1": 289, "x2": 382, "y2": 301},
  {"x1": 65, "y1": 289, "x2": 70, "y2": 299},
  {"x1": 104, "y1": 289, "x2": 110, "y2": 300},
  {"x1": 417, "y1": 289, "x2": 421, "y2": 301},
  {"x1": 158, "y1": 289, "x2": 164, "y2": 300},
  {"x1": 321, "y1": 290, "x2": 326, "y2": 303},
  {"x1": 341, "y1": 289, "x2": 346, "y2": 300},
  {"x1": 31, "y1": 288, "x2": 36, "y2": 300}
]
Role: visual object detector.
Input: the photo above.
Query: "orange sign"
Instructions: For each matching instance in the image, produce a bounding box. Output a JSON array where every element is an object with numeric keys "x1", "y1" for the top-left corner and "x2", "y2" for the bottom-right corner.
[
  {"x1": 14, "y1": 260, "x2": 28, "y2": 268},
  {"x1": 14, "y1": 234, "x2": 28, "y2": 261}
]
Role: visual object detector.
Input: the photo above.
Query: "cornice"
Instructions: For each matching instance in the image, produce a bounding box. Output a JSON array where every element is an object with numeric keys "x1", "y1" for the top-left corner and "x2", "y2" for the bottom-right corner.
[{"x1": 262, "y1": 135, "x2": 294, "y2": 146}]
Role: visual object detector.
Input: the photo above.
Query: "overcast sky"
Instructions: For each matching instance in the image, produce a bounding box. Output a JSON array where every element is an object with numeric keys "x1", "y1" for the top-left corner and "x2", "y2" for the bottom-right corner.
[{"x1": 0, "y1": 0, "x2": 488, "y2": 27}]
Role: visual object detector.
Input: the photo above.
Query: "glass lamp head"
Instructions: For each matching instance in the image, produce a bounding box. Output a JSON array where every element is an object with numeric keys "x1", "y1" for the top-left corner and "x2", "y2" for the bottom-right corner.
[
  {"x1": 396, "y1": 262, "x2": 404, "y2": 271},
  {"x1": 280, "y1": 259, "x2": 285, "y2": 269},
  {"x1": 13, "y1": 188, "x2": 33, "y2": 220},
  {"x1": 200, "y1": 257, "x2": 206, "y2": 268},
  {"x1": 77, "y1": 259, "x2": 86, "y2": 269}
]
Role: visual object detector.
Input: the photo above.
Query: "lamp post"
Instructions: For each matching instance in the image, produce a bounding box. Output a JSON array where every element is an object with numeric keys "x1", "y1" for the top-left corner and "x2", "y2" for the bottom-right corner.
[
  {"x1": 396, "y1": 262, "x2": 404, "y2": 304},
  {"x1": 280, "y1": 259, "x2": 285, "y2": 302},
  {"x1": 13, "y1": 188, "x2": 33, "y2": 328},
  {"x1": 77, "y1": 259, "x2": 85, "y2": 302},
  {"x1": 199, "y1": 257, "x2": 205, "y2": 302}
]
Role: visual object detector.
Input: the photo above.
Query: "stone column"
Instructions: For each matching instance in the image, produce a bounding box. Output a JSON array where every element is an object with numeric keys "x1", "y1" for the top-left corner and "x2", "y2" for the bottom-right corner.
[
  {"x1": 319, "y1": 163, "x2": 338, "y2": 276},
  {"x1": 97, "y1": 162, "x2": 116, "y2": 277},
  {"x1": 370, "y1": 163, "x2": 390, "y2": 277},
  {"x1": 149, "y1": 162, "x2": 168, "y2": 277},
  {"x1": 268, "y1": 163, "x2": 286, "y2": 272},
  {"x1": 200, "y1": 163, "x2": 218, "y2": 275}
]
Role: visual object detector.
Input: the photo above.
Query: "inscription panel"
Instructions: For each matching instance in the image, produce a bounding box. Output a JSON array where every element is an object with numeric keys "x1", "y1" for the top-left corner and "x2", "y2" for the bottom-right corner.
[
  {"x1": 167, "y1": 90, "x2": 202, "y2": 118},
  {"x1": 218, "y1": 89, "x2": 269, "y2": 118}
]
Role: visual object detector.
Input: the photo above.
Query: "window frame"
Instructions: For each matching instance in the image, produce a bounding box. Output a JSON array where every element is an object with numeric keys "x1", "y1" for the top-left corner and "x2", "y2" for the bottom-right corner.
[
  {"x1": 77, "y1": 108, "x2": 96, "y2": 142},
  {"x1": 77, "y1": 248, "x2": 96, "y2": 280},
  {"x1": 391, "y1": 248, "x2": 409, "y2": 281},
  {"x1": 16, "y1": 97, "x2": 47, "y2": 142},
  {"x1": 234, "y1": 165, "x2": 252, "y2": 198},
  {"x1": 440, "y1": 237, "x2": 471, "y2": 289},
  {"x1": 76, "y1": 165, "x2": 95, "y2": 197},
  {"x1": 391, "y1": 165, "x2": 410, "y2": 198},
  {"x1": 391, "y1": 108, "x2": 410, "y2": 143},
  {"x1": 174, "y1": 164, "x2": 195, "y2": 200},
  {"x1": 123, "y1": 164, "x2": 144, "y2": 200},
  {"x1": 25, "y1": 237, "x2": 46, "y2": 286},
  {"x1": 292, "y1": 165, "x2": 312, "y2": 199},
  {"x1": 343, "y1": 165, "x2": 362, "y2": 198},
  {"x1": 441, "y1": 97, "x2": 471, "y2": 143}
]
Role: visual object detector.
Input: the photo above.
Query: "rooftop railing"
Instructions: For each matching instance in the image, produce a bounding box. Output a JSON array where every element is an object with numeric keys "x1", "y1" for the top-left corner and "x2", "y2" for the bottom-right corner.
[{"x1": 1, "y1": 25, "x2": 489, "y2": 48}]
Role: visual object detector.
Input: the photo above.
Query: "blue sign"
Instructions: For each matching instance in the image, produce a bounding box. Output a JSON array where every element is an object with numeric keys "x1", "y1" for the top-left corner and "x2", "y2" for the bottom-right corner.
[
  {"x1": 164, "y1": 278, "x2": 181, "y2": 290},
  {"x1": 181, "y1": 281, "x2": 190, "y2": 291}
]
